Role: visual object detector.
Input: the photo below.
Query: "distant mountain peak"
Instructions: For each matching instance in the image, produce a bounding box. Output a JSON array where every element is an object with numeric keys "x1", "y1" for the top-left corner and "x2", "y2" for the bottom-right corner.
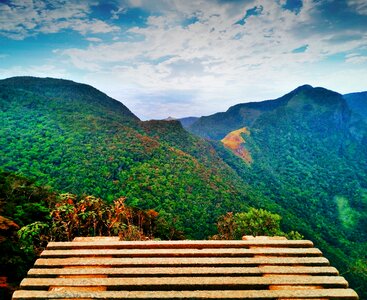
[
  {"x1": 0, "y1": 76, "x2": 139, "y2": 122},
  {"x1": 163, "y1": 116, "x2": 177, "y2": 121},
  {"x1": 293, "y1": 84, "x2": 313, "y2": 91},
  {"x1": 179, "y1": 116, "x2": 199, "y2": 128},
  {"x1": 188, "y1": 84, "x2": 349, "y2": 140}
]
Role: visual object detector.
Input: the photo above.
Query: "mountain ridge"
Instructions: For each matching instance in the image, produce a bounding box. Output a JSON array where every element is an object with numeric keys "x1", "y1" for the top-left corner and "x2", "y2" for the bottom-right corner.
[
  {"x1": 0, "y1": 76, "x2": 366, "y2": 296},
  {"x1": 0, "y1": 76, "x2": 265, "y2": 239},
  {"x1": 344, "y1": 91, "x2": 367, "y2": 121},
  {"x1": 0, "y1": 76, "x2": 139, "y2": 123},
  {"x1": 185, "y1": 84, "x2": 367, "y2": 297},
  {"x1": 188, "y1": 85, "x2": 354, "y2": 140}
]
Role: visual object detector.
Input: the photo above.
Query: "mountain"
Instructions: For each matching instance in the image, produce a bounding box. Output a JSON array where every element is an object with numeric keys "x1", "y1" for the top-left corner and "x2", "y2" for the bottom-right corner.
[
  {"x1": 344, "y1": 91, "x2": 367, "y2": 121},
  {"x1": 0, "y1": 76, "x2": 269, "y2": 239},
  {"x1": 188, "y1": 84, "x2": 349, "y2": 139},
  {"x1": 187, "y1": 85, "x2": 367, "y2": 297},
  {"x1": 0, "y1": 76, "x2": 139, "y2": 123},
  {"x1": 179, "y1": 116, "x2": 199, "y2": 128},
  {"x1": 161, "y1": 116, "x2": 176, "y2": 121},
  {"x1": 1, "y1": 77, "x2": 366, "y2": 296}
]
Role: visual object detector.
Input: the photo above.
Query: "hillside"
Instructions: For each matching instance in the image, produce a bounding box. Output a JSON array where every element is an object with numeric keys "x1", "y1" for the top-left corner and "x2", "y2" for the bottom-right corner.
[
  {"x1": 0, "y1": 76, "x2": 266, "y2": 239},
  {"x1": 0, "y1": 76, "x2": 139, "y2": 123},
  {"x1": 221, "y1": 127, "x2": 252, "y2": 163},
  {"x1": 188, "y1": 85, "x2": 367, "y2": 297},
  {"x1": 344, "y1": 91, "x2": 367, "y2": 121},
  {"x1": 1, "y1": 78, "x2": 366, "y2": 296},
  {"x1": 189, "y1": 85, "x2": 313, "y2": 139},
  {"x1": 179, "y1": 116, "x2": 199, "y2": 128}
]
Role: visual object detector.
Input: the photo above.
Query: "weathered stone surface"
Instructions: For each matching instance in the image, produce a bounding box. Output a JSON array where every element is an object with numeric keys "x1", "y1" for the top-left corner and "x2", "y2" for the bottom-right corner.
[
  {"x1": 20, "y1": 275, "x2": 349, "y2": 289},
  {"x1": 34, "y1": 256, "x2": 330, "y2": 267},
  {"x1": 27, "y1": 266, "x2": 339, "y2": 277},
  {"x1": 46, "y1": 239, "x2": 314, "y2": 250},
  {"x1": 40, "y1": 247, "x2": 322, "y2": 258},
  {"x1": 12, "y1": 237, "x2": 359, "y2": 300},
  {"x1": 12, "y1": 289, "x2": 359, "y2": 299}
]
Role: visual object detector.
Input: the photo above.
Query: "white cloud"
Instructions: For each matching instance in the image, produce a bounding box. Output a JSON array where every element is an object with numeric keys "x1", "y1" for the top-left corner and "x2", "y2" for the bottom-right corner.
[
  {"x1": 345, "y1": 53, "x2": 367, "y2": 64},
  {"x1": 71, "y1": 19, "x2": 119, "y2": 35},
  {"x1": 111, "y1": 7, "x2": 127, "y2": 20},
  {"x1": 348, "y1": 0, "x2": 367, "y2": 15},
  {"x1": 51, "y1": 0, "x2": 367, "y2": 118},
  {"x1": 85, "y1": 37, "x2": 103, "y2": 43},
  {"x1": 0, "y1": 0, "x2": 119, "y2": 40},
  {"x1": 3, "y1": 0, "x2": 366, "y2": 119},
  {"x1": 0, "y1": 64, "x2": 70, "y2": 79}
]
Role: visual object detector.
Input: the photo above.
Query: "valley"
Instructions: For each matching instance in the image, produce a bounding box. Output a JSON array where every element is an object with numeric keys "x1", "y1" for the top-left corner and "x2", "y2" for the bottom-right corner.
[{"x1": 0, "y1": 77, "x2": 366, "y2": 297}]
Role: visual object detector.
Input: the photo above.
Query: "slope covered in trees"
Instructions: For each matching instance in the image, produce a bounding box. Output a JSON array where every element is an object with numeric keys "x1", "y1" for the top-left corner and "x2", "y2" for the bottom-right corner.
[
  {"x1": 0, "y1": 77, "x2": 267, "y2": 239},
  {"x1": 344, "y1": 91, "x2": 367, "y2": 121},
  {"x1": 0, "y1": 171, "x2": 166, "y2": 298},
  {"x1": 187, "y1": 85, "x2": 313, "y2": 139},
  {"x1": 187, "y1": 85, "x2": 367, "y2": 297},
  {"x1": 0, "y1": 171, "x2": 298, "y2": 300},
  {"x1": 1, "y1": 77, "x2": 366, "y2": 296}
]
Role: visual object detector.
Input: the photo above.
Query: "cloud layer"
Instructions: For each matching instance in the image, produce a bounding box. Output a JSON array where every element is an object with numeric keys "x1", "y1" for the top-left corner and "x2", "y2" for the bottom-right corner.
[
  {"x1": 0, "y1": 0, "x2": 119, "y2": 40},
  {"x1": 1, "y1": 0, "x2": 367, "y2": 119}
]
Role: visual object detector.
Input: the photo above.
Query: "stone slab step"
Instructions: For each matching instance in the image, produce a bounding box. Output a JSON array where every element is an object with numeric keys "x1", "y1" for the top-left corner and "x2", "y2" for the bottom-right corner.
[
  {"x1": 12, "y1": 238, "x2": 358, "y2": 300},
  {"x1": 71, "y1": 236, "x2": 287, "y2": 242},
  {"x1": 46, "y1": 240, "x2": 314, "y2": 250},
  {"x1": 27, "y1": 266, "x2": 339, "y2": 277},
  {"x1": 20, "y1": 275, "x2": 348, "y2": 290},
  {"x1": 12, "y1": 288, "x2": 359, "y2": 299},
  {"x1": 40, "y1": 247, "x2": 322, "y2": 258},
  {"x1": 34, "y1": 256, "x2": 330, "y2": 267}
]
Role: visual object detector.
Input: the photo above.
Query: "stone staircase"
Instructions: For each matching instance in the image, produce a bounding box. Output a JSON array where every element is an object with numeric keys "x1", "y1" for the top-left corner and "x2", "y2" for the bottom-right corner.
[{"x1": 12, "y1": 236, "x2": 359, "y2": 299}]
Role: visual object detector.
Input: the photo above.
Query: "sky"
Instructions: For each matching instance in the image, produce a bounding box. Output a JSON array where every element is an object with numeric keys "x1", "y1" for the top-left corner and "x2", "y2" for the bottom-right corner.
[{"x1": 0, "y1": 0, "x2": 366, "y2": 120}]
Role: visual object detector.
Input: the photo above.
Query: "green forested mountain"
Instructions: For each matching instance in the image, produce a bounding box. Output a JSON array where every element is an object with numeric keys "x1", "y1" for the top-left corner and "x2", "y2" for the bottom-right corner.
[
  {"x1": 0, "y1": 76, "x2": 264, "y2": 239},
  {"x1": 187, "y1": 85, "x2": 313, "y2": 139},
  {"x1": 0, "y1": 76, "x2": 139, "y2": 123},
  {"x1": 187, "y1": 85, "x2": 367, "y2": 297},
  {"x1": 1, "y1": 77, "x2": 366, "y2": 296},
  {"x1": 344, "y1": 91, "x2": 367, "y2": 121},
  {"x1": 178, "y1": 116, "x2": 199, "y2": 128}
]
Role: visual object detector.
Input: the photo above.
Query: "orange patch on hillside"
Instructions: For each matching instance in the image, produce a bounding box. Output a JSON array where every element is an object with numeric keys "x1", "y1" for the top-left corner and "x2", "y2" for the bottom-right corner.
[{"x1": 221, "y1": 127, "x2": 252, "y2": 163}]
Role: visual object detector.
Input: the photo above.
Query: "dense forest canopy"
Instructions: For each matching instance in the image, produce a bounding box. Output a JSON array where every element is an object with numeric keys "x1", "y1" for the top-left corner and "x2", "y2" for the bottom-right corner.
[
  {"x1": 0, "y1": 77, "x2": 366, "y2": 297},
  {"x1": 186, "y1": 85, "x2": 367, "y2": 297}
]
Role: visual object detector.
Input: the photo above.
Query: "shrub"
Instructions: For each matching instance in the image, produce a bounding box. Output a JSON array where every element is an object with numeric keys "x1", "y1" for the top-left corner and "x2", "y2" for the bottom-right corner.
[
  {"x1": 212, "y1": 208, "x2": 303, "y2": 240},
  {"x1": 234, "y1": 208, "x2": 282, "y2": 238}
]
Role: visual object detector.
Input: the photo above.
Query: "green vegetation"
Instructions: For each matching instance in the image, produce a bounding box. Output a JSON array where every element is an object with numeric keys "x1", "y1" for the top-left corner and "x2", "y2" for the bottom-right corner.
[
  {"x1": 189, "y1": 85, "x2": 367, "y2": 297},
  {"x1": 0, "y1": 77, "x2": 260, "y2": 239},
  {"x1": 0, "y1": 171, "x2": 295, "y2": 300},
  {"x1": 335, "y1": 195, "x2": 359, "y2": 229},
  {"x1": 0, "y1": 171, "x2": 169, "y2": 298},
  {"x1": 0, "y1": 171, "x2": 54, "y2": 298},
  {"x1": 212, "y1": 208, "x2": 303, "y2": 240},
  {"x1": 1, "y1": 77, "x2": 366, "y2": 297},
  {"x1": 344, "y1": 92, "x2": 367, "y2": 121}
]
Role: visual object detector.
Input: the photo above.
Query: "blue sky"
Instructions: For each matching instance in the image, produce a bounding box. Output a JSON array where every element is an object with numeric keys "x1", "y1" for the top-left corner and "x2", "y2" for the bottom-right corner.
[{"x1": 0, "y1": 0, "x2": 366, "y2": 119}]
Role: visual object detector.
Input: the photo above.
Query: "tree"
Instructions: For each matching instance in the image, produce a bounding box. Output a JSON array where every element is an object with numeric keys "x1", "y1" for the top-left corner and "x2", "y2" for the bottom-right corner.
[
  {"x1": 212, "y1": 208, "x2": 303, "y2": 240},
  {"x1": 234, "y1": 208, "x2": 282, "y2": 238}
]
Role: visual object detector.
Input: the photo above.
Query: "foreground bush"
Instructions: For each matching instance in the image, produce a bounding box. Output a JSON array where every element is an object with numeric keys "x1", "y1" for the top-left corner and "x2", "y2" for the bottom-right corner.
[{"x1": 212, "y1": 208, "x2": 303, "y2": 240}]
